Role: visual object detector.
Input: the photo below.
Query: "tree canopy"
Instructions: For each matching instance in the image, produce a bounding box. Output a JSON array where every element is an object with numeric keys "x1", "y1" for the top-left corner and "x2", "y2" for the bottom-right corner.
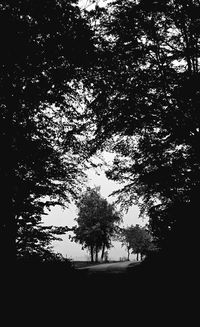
[
  {"x1": 0, "y1": 0, "x2": 95, "y2": 263},
  {"x1": 71, "y1": 187, "x2": 121, "y2": 262},
  {"x1": 119, "y1": 224, "x2": 153, "y2": 261},
  {"x1": 2, "y1": 0, "x2": 200, "y2": 265},
  {"x1": 86, "y1": 0, "x2": 200, "y2": 256},
  {"x1": 17, "y1": 223, "x2": 70, "y2": 262}
]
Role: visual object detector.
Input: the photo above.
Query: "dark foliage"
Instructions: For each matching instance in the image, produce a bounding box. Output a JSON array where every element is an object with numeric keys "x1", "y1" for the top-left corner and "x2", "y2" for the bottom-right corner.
[
  {"x1": 86, "y1": 0, "x2": 200, "y2": 258},
  {"x1": 0, "y1": 0, "x2": 94, "y2": 263},
  {"x1": 119, "y1": 224, "x2": 154, "y2": 260}
]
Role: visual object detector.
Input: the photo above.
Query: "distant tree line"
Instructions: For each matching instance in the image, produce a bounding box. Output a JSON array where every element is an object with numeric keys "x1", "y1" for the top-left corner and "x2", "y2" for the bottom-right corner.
[{"x1": 71, "y1": 187, "x2": 155, "y2": 263}]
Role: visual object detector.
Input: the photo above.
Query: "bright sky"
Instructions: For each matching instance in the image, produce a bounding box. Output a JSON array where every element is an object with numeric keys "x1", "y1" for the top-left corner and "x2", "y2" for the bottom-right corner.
[
  {"x1": 78, "y1": 0, "x2": 109, "y2": 10},
  {"x1": 43, "y1": 152, "x2": 148, "y2": 261}
]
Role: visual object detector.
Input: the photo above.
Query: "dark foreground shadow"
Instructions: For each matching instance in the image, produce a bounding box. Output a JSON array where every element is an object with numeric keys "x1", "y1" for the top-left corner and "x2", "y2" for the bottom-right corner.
[
  {"x1": 2, "y1": 256, "x2": 195, "y2": 323},
  {"x1": 3, "y1": 255, "x2": 191, "y2": 296}
]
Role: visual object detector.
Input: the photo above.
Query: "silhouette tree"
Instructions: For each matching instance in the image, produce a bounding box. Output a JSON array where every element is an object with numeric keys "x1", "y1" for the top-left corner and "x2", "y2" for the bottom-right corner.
[
  {"x1": 16, "y1": 223, "x2": 69, "y2": 262},
  {"x1": 86, "y1": 0, "x2": 200, "y2": 257},
  {"x1": 0, "y1": 0, "x2": 94, "y2": 264},
  {"x1": 119, "y1": 224, "x2": 153, "y2": 261},
  {"x1": 71, "y1": 187, "x2": 121, "y2": 262},
  {"x1": 119, "y1": 226, "x2": 133, "y2": 261}
]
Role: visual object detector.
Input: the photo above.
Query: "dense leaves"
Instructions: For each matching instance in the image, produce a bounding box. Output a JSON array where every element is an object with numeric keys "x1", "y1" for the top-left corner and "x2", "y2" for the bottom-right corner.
[
  {"x1": 71, "y1": 187, "x2": 121, "y2": 262},
  {"x1": 119, "y1": 224, "x2": 153, "y2": 261},
  {"x1": 87, "y1": 0, "x2": 200, "y2": 254},
  {"x1": 17, "y1": 223, "x2": 70, "y2": 262},
  {"x1": 0, "y1": 0, "x2": 94, "y2": 262},
  {"x1": 2, "y1": 0, "x2": 200, "y2": 265}
]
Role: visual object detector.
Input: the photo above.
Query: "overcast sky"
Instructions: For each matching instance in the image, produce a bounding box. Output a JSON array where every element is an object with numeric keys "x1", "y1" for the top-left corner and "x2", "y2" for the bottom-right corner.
[{"x1": 43, "y1": 152, "x2": 148, "y2": 261}]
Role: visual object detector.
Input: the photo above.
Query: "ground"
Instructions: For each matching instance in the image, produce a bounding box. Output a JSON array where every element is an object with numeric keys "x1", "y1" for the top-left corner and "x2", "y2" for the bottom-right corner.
[{"x1": 76, "y1": 260, "x2": 141, "y2": 273}]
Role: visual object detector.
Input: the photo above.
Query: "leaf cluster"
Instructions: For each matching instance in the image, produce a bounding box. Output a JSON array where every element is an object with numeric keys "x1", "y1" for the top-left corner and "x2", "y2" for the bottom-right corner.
[
  {"x1": 120, "y1": 224, "x2": 154, "y2": 255},
  {"x1": 71, "y1": 187, "x2": 122, "y2": 251}
]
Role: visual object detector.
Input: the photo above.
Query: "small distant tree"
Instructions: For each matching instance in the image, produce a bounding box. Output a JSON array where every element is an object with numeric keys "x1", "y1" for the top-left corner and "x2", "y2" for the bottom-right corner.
[
  {"x1": 120, "y1": 224, "x2": 153, "y2": 261},
  {"x1": 71, "y1": 187, "x2": 121, "y2": 262},
  {"x1": 119, "y1": 226, "x2": 134, "y2": 261}
]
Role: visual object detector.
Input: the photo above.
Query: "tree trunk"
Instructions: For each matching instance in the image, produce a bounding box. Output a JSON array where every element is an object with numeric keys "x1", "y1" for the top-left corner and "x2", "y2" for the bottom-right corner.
[
  {"x1": 127, "y1": 248, "x2": 130, "y2": 261},
  {"x1": 1, "y1": 114, "x2": 17, "y2": 265},
  {"x1": 101, "y1": 243, "x2": 106, "y2": 261},
  {"x1": 0, "y1": 215, "x2": 17, "y2": 265},
  {"x1": 90, "y1": 246, "x2": 94, "y2": 263},
  {"x1": 95, "y1": 247, "x2": 98, "y2": 262},
  {"x1": 1, "y1": 190, "x2": 17, "y2": 266},
  {"x1": 136, "y1": 252, "x2": 139, "y2": 261}
]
